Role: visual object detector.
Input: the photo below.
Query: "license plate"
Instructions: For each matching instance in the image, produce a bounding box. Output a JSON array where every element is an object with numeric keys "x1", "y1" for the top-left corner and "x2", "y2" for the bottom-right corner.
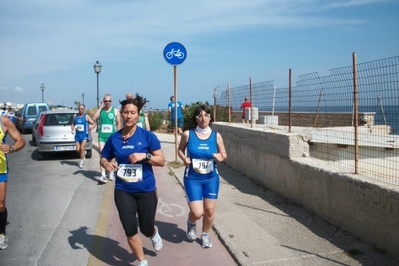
[{"x1": 54, "y1": 145, "x2": 75, "y2": 151}]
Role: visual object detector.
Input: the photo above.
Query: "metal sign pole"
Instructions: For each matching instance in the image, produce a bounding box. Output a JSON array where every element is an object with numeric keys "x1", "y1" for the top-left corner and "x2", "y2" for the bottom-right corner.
[
  {"x1": 163, "y1": 42, "x2": 187, "y2": 162},
  {"x1": 174, "y1": 65, "x2": 178, "y2": 162}
]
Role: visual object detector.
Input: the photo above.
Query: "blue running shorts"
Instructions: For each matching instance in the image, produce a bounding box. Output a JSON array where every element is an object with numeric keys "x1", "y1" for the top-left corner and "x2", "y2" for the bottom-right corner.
[{"x1": 184, "y1": 175, "x2": 220, "y2": 202}]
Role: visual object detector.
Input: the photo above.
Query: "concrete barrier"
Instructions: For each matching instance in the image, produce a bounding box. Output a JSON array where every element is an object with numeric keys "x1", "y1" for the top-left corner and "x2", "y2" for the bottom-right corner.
[{"x1": 213, "y1": 122, "x2": 399, "y2": 260}]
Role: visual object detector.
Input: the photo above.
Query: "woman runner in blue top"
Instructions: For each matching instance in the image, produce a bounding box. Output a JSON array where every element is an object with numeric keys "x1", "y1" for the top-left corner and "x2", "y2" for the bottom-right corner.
[
  {"x1": 178, "y1": 104, "x2": 227, "y2": 248},
  {"x1": 100, "y1": 95, "x2": 165, "y2": 266}
]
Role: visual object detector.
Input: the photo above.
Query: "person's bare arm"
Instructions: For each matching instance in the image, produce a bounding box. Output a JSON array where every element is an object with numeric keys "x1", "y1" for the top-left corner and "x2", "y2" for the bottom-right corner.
[
  {"x1": 213, "y1": 132, "x2": 227, "y2": 162},
  {"x1": 144, "y1": 113, "x2": 150, "y2": 130},
  {"x1": 71, "y1": 114, "x2": 76, "y2": 134},
  {"x1": 92, "y1": 101, "x2": 104, "y2": 121},
  {"x1": 178, "y1": 130, "x2": 190, "y2": 165},
  {"x1": 127, "y1": 149, "x2": 165, "y2": 167},
  {"x1": 0, "y1": 116, "x2": 25, "y2": 154},
  {"x1": 115, "y1": 109, "x2": 122, "y2": 130},
  {"x1": 87, "y1": 115, "x2": 96, "y2": 131}
]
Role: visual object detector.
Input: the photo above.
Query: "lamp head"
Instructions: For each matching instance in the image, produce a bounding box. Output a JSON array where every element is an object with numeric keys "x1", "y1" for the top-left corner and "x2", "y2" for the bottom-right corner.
[{"x1": 93, "y1": 61, "x2": 102, "y2": 74}]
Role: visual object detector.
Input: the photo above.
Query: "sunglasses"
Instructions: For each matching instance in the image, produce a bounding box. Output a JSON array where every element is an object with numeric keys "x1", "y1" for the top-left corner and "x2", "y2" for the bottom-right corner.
[
  {"x1": 103, "y1": 100, "x2": 112, "y2": 103},
  {"x1": 196, "y1": 113, "x2": 211, "y2": 119}
]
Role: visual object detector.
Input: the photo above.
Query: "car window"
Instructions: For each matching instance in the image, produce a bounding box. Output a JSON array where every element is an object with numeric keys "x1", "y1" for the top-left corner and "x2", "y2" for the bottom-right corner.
[
  {"x1": 39, "y1": 106, "x2": 48, "y2": 113},
  {"x1": 44, "y1": 113, "x2": 74, "y2": 126},
  {"x1": 58, "y1": 114, "x2": 74, "y2": 125},
  {"x1": 27, "y1": 106, "x2": 37, "y2": 116},
  {"x1": 45, "y1": 115, "x2": 59, "y2": 126}
]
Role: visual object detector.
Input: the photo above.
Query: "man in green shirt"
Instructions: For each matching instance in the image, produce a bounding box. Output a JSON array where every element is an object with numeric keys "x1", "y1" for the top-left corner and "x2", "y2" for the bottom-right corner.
[{"x1": 93, "y1": 93, "x2": 122, "y2": 183}]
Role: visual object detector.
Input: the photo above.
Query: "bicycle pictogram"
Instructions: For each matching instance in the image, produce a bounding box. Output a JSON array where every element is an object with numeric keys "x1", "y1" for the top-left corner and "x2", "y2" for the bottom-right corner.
[
  {"x1": 166, "y1": 49, "x2": 185, "y2": 60},
  {"x1": 156, "y1": 197, "x2": 186, "y2": 218}
]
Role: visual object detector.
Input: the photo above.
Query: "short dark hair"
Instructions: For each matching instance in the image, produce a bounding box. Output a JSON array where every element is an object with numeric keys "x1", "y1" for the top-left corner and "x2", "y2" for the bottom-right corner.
[{"x1": 170, "y1": 96, "x2": 174, "y2": 101}]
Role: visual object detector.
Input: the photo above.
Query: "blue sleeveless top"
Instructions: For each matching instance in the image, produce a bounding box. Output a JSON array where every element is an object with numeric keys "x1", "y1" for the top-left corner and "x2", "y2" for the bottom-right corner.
[
  {"x1": 74, "y1": 113, "x2": 88, "y2": 137},
  {"x1": 185, "y1": 129, "x2": 219, "y2": 179}
]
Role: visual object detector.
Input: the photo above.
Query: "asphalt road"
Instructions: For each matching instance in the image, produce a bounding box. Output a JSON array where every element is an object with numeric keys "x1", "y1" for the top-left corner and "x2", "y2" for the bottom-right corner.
[
  {"x1": 1, "y1": 134, "x2": 104, "y2": 265},
  {"x1": 1, "y1": 133, "x2": 238, "y2": 266}
]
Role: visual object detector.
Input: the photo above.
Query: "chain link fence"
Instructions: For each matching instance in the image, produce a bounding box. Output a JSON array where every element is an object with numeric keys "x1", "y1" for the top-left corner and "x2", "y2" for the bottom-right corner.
[{"x1": 215, "y1": 54, "x2": 399, "y2": 185}]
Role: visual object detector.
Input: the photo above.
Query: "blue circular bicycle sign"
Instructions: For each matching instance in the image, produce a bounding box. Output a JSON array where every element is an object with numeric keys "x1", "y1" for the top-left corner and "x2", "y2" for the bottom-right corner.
[{"x1": 163, "y1": 42, "x2": 187, "y2": 65}]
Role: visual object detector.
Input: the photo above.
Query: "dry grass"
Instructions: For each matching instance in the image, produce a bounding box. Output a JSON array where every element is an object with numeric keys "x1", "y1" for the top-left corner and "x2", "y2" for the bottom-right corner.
[{"x1": 167, "y1": 161, "x2": 185, "y2": 169}]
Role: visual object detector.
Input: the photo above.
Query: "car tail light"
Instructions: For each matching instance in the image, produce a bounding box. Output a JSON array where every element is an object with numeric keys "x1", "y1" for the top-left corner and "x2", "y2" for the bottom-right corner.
[{"x1": 38, "y1": 114, "x2": 46, "y2": 136}]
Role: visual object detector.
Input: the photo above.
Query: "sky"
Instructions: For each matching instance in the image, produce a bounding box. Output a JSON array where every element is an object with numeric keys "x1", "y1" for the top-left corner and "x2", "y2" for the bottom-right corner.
[{"x1": 1, "y1": 0, "x2": 398, "y2": 110}]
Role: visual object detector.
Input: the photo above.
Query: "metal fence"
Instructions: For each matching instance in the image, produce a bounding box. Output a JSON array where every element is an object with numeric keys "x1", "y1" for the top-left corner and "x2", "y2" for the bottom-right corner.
[{"x1": 215, "y1": 54, "x2": 399, "y2": 185}]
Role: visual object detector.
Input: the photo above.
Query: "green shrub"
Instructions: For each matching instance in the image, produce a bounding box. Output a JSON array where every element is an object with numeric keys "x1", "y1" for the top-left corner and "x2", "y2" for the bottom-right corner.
[{"x1": 148, "y1": 111, "x2": 164, "y2": 131}]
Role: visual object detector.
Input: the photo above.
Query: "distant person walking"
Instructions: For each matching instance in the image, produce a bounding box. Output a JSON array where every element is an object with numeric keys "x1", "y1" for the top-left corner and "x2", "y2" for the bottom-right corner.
[
  {"x1": 168, "y1": 96, "x2": 185, "y2": 135},
  {"x1": 240, "y1": 97, "x2": 252, "y2": 124},
  {"x1": 126, "y1": 92, "x2": 134, "y2": 100},
  {"x1": 71, "y1": 104, "x2": 96, "y2": 169},
  {"x1": 0, "y1": 115, "x2": 26, "y2": 249},
  {"x1": 100, "y1": 95, "x2": 165, "y2": 266},
  {"x1": 93, "y1": 94, "x2": 122, "y2": 183},
  {"x1": 178, "y1": 104, "x2": 227, "y2": 248}
]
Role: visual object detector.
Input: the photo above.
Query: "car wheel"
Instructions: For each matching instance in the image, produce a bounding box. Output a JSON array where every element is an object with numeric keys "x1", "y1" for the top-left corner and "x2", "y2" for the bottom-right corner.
[
  {"x1": 37, "y1": 151, "x2": 46, "y2": 160},
  {"x1": 85, "y1": 149, "x2": 92, "y2": 159}
]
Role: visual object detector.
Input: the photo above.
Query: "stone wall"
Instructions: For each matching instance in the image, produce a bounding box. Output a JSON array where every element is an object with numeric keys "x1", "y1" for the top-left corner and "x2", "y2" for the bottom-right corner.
[
  {"x1": 230, "y1": 111, "x2": 375, "y2": 128},
  {"x1": 213, "y1": 123, "x2": 399, "y2": 260}
]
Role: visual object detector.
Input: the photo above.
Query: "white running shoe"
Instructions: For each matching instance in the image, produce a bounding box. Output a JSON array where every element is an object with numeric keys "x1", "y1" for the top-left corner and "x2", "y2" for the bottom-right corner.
[
  {"x1": 78, "y1": 160, "x2": 84, "y2": 169},
  {"x1": 151, "y1": 226, "x2": 163, "y2": 251},
  {"x1": 0, "y1": 234, "x2": 8, "y2": 250},
  {"x1": 109, "y1": 171, "x2": 115, "y2": 181},
  {"x1": 137, "y1": 260, "x2": 148, "y2": 266},
  {"x1": 186, "y1": 219, "x2": 196, "y2": 241},
  {"x1": 98, "y1": 175, "x2": 107, "y2": 184},
  {"x1": 201, "y1": 233, "x2": 212, "y2": 248}
]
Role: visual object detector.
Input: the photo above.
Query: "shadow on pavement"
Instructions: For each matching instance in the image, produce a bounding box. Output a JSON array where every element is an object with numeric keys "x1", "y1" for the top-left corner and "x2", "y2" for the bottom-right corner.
[{"x1": 68, "y1": 226, "x2": 136, "y2": 266}]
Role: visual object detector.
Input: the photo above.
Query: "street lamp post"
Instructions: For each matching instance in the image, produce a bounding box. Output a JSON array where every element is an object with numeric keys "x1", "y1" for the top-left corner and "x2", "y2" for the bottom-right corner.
[
  {"x1": 40, "y1": 84, "x2": 45, "y2": 103},
  {"x1": 93, "y1": 61, "x2": 102, "y2": 132},
  {"x1": 93, "y1": 61, "x2": 102, "y2": 108},
  {"x1": 82, "y1": 93, "x2": 85, "y2": 105}
]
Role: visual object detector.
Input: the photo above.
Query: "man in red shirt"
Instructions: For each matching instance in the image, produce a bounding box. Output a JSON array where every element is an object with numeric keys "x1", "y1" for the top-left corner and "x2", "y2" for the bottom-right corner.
[{"x1": 240, "y1": 97, "x2": 251, "y2": 124}]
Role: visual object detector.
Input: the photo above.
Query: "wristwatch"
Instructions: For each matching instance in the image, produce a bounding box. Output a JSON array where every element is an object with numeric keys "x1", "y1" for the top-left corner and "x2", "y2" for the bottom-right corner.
[
  {"x1": 10, "y1": 147, "x2": 15, "y2": 153},
  {"x1": 146, "y1": 153, "x2": 152, "y2": 160}
]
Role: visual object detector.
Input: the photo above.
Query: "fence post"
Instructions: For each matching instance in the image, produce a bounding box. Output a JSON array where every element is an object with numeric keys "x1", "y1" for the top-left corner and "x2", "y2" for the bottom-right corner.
[
  {"x1": 289, "y1": 69, "x2": 292, "y2": 133},
  {"x1": 249, "y1": 77, "x2": 253, "y2": 128},
  {"x1": 352, "y1": 52, "x2": 359, "y2": 174},
  {"x1": 213, "y1": 87, "x2": 217, "y2": 122},
  {"x1": 228, "y1": 82, "x2": 231, "y2": 124}
]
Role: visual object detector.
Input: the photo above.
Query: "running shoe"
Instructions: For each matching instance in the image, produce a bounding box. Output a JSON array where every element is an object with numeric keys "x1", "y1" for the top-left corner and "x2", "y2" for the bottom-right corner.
[
  {"x1": 186, "y1": 219, "x2": 196, "y2": 240},
  {"x1": 151, "y1": 226, "x2": 163, "y2": 251},
  {"x1": 201, "y1": 233, "x2": 212, "y2": 248},
  {"x1": 78, "y1": 160, "x2": 84, "y2": 169},
  {"x1": 0, "y1": 234, "x2": 8, "y2": 250},
  {"x1": 98, "y1": 175, "x2": 107, "y2": 184},
  {"x1": 138, "y1": 260, "x2": 148, "y2": 266},
  {"x1": 109, "y1": 171, "x2": 115, "y2": 181}
]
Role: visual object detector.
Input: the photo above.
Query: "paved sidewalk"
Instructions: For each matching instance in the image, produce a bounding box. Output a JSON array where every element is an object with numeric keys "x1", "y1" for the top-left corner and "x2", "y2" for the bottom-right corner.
[{"x1": 92, "y1": 131, "x2": 398, "y2": 266}]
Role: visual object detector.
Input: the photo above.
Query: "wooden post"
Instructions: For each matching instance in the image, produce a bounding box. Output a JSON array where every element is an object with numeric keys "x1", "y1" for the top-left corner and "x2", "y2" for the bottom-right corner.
[
  {"x1": 228, "y1": 83, "x2": 231, "y2": 124},
  {"x1": 249, "y1": 77, "x2": 253, "y2": 128},
  {"x1": 289, "y1": 69, "x2": 292, "y2": 133},
  {"x1": 352, "y1": 52, "x2": 359, "y2": 174},
  {"x1": 213, "y1": 88, "x2": 217, "y2": 122}
]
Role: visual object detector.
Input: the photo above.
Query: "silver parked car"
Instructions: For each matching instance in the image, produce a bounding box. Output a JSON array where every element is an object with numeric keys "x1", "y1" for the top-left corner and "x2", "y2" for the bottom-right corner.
[{"x1": 33, "y1": 109, "x2": 93, "y2": 160}]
